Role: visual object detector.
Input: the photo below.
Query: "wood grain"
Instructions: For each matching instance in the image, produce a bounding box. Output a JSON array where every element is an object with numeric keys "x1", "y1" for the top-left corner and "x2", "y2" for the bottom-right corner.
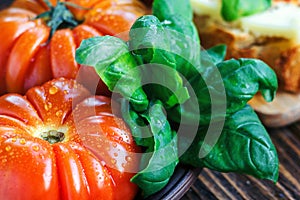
[{"x1": 182, "y1": 123, "x2": 300, "y2": 200}]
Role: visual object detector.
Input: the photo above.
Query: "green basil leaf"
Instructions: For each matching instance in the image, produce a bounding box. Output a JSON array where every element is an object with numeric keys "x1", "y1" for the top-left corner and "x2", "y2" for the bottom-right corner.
[
  {"x1": 221, "y1": 0, "x2": 271, "y2": 21},
  {"x1": 161, "y1": 16, "x2": 201, "y2": 80},
  {"x1": 162, "y1": 15, "x2": 200, "y2": 46},
  {"x1": 153, "y1": 0, "x2": 201, "y2": 80},
  {"x1": 167, "y1": 49, "x2": 228, "y2": 125},
  {"x1": 129, "y1": 15, "x2": 190, "y2": 108},
  {"x1": 180, "y1": 105, "x2": 279, "y2": 182},
  {"x1": 75, "y1": 36, "x2": 148, "y2": 112},
  {"x1": 129, "y1": 15, "x2": 171, "y2": 65},
  {"x1": 218, "y1": 58, "x2": 278, "y2": 114},
  {"x1": 141, "y1": 65, "x2": 190, "y2": 109},
  {"x1": 131, "y1": 101, "x2": 178, "y2": 197},
  {"x1": 121, "y1": 99, "x2": 153, "y2": 147},
  {"x1": 152, "y1": 0, "x2": 193, "y2": 21},
  {"x1": 168, "y1": 57, "x2": 277, "y2": 125},
  {"x1": 205, "y1": 44, "x2": 227, "y2": 65}
]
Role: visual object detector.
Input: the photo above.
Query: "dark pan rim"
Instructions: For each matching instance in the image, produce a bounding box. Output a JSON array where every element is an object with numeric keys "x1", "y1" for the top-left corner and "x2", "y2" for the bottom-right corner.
[{"x1": 136, "y1": 165, "x2": 202, "y2": 200}]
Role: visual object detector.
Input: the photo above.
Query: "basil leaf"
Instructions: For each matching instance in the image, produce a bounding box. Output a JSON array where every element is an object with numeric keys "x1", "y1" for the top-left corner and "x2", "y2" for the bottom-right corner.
[
  {"x1": 129, "y1": 15, "x2": 190, "y2": 108},
  {"x1": 130, "y1": 101, "x2": 178, "y2": 197},
  {"x1": 180, "y1": 105, "x2": 279, "y2": 182},
  {"x1": 152, "y1": 0, "x2": 201, "y2": 80},
  {"x1": 218, "y1": 58, "x2": 278, "y2": 114},
  {"x1": 121, "y1": 99, "x2": 153, "y2": 147},
  {"x1": 152, "y1": 0, "x2": 193, "y2": 21},
  {"x1": 205, "y1": 44, "x2": 227, "y2": 65},
  {"x1": 161, "y1": 16, "x2": 201, "y2": 80},
  {"x1": 129, "y1": 15, "x2": 172, "y2": 65},
  {"x1": 168, "y1": 56, "x2": 277, "y2": 125},
  {"x1": 167, "y1": 49, "x2": 228, "y2": 125},
  {"x1": 76, "y1": 36, "x2": 148, "y2": 112},
  {"x1": 221, "y1": 0, "x2": 271, "y2": 21}
]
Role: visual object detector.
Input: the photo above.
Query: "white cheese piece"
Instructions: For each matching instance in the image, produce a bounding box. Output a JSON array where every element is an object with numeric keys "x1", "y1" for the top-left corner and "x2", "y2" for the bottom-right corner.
[
  {"x1": 190, "y1": 0, "x2": 222, "y2": 21},
  {"x1": 240, "y1": 3, "x2": 300, "y2": 43}
]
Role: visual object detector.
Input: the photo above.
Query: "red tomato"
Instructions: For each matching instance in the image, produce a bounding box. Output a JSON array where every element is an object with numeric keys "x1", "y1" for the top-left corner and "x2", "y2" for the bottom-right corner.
[
  {"x1": 0, "y1": 78, "x2": 141, "y2": 200},
  {"x1": 0, "y1": 0, "x2": 146, "y2": 95}
]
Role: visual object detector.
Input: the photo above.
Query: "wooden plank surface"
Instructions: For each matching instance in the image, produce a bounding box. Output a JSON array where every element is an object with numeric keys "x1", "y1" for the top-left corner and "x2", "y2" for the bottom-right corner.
[{"x1": 182, "y1": 122, "x2": 300, "y2": 200}]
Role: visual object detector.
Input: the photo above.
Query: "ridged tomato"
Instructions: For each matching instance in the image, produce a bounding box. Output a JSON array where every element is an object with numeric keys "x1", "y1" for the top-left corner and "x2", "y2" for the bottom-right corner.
[
  {"x1": 0, "y1": 0, "x2": 146, "y2": 95},
  {"x1": 0, "y1": 78, "x2": 141, "y2": 200}
]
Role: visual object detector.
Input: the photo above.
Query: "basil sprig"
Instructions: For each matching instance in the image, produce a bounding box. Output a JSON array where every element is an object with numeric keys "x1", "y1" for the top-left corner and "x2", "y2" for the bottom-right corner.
[
  {"x1": 76, "y1": 0, "x2": 279, "y2": 197},
  {"x1": 123, "y1": 100, "x2": 178, "y2": 197},
  {"x1": 180, "y1": 105, "x2": 279, "y2": 181}
]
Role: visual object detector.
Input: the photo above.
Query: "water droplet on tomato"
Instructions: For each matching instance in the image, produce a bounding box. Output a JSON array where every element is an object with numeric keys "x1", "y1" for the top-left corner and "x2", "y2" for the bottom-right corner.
[
  {"x1": 103, "y1": 16, "x2": 108, "y2": 21},
  {"x1": 44, "y1": 102, "x2": 53, "y2": 111},
  {"x1": 39, "y1": 154, "x2": 45, "y2": 160},
  {"x1": 5, "y1": 145, "x2": 11, "y2": 152},
  {"x1": 111, "y1": 159, "x2": 116, "y2": 164},
  {"x1": 32, "y1": 145, "x2": 40, "y2": 152},
  {"x1": 125, "y1": 156, "x2": 132, "y2": 162},
  {"x1": 49, "y1": 86, "x2": 59, "y2": 95},
  {"x1": 48, "y1": 102, "x2": 52, "y2": 109},
  {"x1": 19, "y1": 138, "x2": 26, "y2": 145},
  {"x1": 56, "y1": 110, "x2": 63, "y2": 117},
  {"x1": 98, "y1": 175, "x2": 104, "y2": 181}
]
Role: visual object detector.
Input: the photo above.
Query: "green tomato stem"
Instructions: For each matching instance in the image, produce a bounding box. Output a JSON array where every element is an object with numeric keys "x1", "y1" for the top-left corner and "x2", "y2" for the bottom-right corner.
[
  {"x1": 41, "y1": 130, "x2": 65, "y2": 144},
  {"x1": 35, "y1": 0, "x2": 82, "y2": 40}
]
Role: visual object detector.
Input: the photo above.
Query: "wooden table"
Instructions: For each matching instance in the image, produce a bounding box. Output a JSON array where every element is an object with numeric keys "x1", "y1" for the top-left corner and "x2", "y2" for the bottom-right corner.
[{"x1": 182, "y1": 122, "x2": 300, "y2": 200}]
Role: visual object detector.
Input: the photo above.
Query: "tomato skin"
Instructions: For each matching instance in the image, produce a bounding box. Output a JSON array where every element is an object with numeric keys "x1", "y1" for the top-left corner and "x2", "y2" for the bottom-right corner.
[
  {"x1": 0, "y1": 0, "x2": 146, "y2": 95},
  {"x1": 0, "y1": 20, "x2": 36, "y2": 94},
  {"x1": 11, "y1": 0, "x2": 47, "y2": 14},
  {"x1": 24, "y1": 44, "x2": 53, "y2": 91},
  {"x1": 50, "y1": 29, "x2": 78, "y2": 79},
  {"x1": 0, "y1": 78, "x2": 140, "y2": 200},
  {"x1": 6, "y1": 25, "x2": 50, "y2": 93},
  {"x1": 0, "y1": 133, "x2": 60, "y2": 200}
]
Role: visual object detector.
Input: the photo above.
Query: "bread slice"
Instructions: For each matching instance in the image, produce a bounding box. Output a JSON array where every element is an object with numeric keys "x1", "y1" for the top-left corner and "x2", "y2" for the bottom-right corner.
[{"x1": 192, "y1": 0, "x2": 300, "y2": 92}]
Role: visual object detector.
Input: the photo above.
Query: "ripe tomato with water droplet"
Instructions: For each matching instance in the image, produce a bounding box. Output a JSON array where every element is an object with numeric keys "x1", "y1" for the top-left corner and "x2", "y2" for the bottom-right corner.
[{"x1": 0, "y1": 78, "x2": 141, "y2": 200}]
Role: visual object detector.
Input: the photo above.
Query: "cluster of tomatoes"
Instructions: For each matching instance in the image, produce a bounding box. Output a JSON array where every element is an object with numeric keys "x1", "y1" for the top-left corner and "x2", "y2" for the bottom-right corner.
[{"x1": 0, "y1": 0, "x2": 146, "y2": 199}]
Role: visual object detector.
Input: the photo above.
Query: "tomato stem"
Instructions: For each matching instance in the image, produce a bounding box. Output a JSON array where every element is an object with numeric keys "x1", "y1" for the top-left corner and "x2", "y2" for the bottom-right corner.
[
  {"x1": 35, "y1": 0, "x2": 82, "y2": 40},
  {"x1": 41, "y1": 130, "x2": 65, "y2": 144}
]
